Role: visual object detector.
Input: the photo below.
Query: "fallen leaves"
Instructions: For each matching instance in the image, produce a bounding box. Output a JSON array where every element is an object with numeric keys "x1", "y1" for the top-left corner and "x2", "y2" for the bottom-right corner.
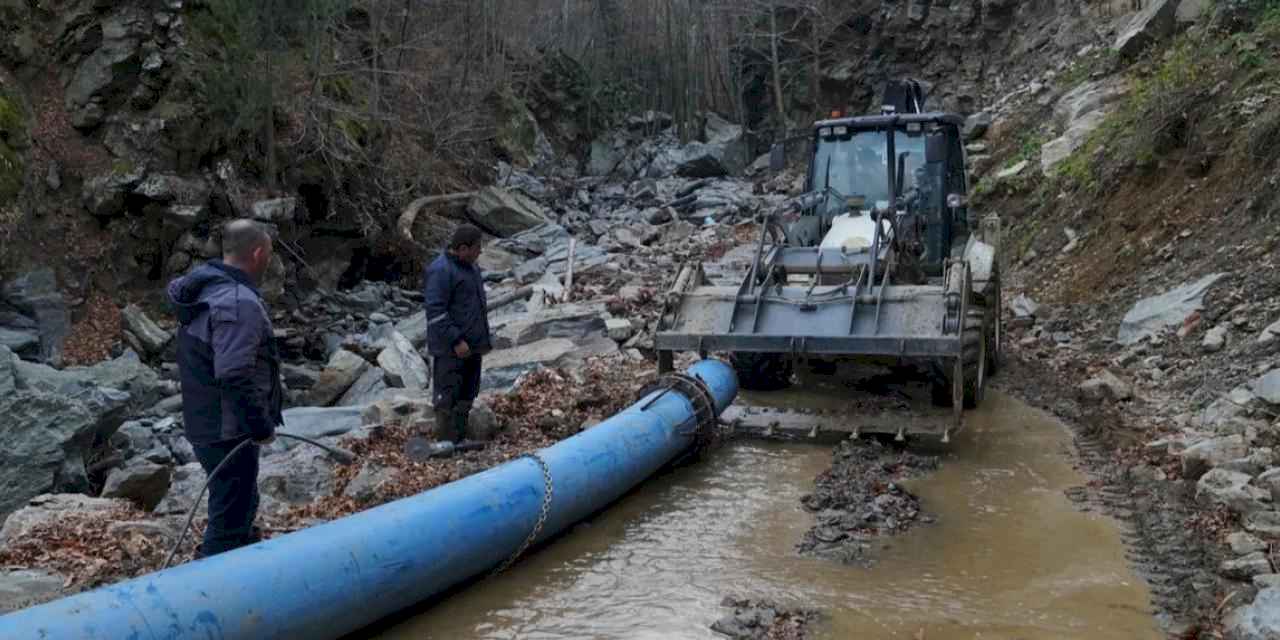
[{"x1": 61, "y1": 292, "x2": 120, "y2": 366}]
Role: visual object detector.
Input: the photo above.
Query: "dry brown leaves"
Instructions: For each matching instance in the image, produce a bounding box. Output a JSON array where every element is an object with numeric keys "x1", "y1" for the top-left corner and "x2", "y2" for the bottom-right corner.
[
  {"x1": 61, "y1": 291, "x2": 120, "y2": 366},
  {"x1": 0, "y1": 505, "x2": 165, "y2": 589},
  {"x1": 277, "y1": 357, "x2": 655, "y2": 527}
]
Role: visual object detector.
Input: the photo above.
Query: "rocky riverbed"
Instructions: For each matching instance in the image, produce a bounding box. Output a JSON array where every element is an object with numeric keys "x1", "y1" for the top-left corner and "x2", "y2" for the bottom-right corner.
[{"x1": 0, "y1": 110, "x2": 798, "y2": 609}]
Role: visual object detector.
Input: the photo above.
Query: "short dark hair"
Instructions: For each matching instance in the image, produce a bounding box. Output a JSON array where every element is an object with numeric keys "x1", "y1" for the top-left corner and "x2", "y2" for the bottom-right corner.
[
  {"x1": 448, "y1": 224, "x2": 483, "y2": 250},
  {"x1": 222, "y1": 219, "x2": 271, "y2": 260}
]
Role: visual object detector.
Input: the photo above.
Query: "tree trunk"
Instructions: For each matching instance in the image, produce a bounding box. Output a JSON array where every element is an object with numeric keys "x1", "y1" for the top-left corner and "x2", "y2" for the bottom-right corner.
[{"x1": 769, "y1": 6, "x2": 788, "y2": 136}]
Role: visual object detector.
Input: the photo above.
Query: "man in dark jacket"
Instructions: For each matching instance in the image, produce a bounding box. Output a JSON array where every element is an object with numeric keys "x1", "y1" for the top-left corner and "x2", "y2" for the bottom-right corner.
[
  {"x1": 167, "y1": 219, "x2": 283, "y2": 559},
  {"x1": 424, "y1": 224, "x2": 492, "y2": 442}
]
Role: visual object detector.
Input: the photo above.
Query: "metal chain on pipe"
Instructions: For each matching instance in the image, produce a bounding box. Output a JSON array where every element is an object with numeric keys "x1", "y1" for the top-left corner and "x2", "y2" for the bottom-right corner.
[{"x1": 489, "y1": 452, "x2": 554, "y2": 578}]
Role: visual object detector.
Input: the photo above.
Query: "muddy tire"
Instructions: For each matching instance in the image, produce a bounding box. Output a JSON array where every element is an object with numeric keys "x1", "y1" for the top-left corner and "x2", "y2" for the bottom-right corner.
[
  {"x1": 931, "y1": 308, "x2": 987, "y2": 409},
  {"x1": 730, "y1": 352, "x2": 793, "y2": 391}
]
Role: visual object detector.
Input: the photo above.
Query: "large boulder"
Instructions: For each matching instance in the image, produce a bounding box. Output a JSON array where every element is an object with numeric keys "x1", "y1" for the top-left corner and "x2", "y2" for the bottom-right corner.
[
  {"x1": 376, "y1": 331, "x2": 430, "y2": 392},
  {"x1": 101, "y1": 458, "x2": 172, "y2": 511},
  {"x1": 1224, "y1": 587, "x2": 1280, "y2": 640},
  {"x1": 1117, "y1": 274, "x2": 1226, "y2": 345},
  {"x1": 338, "y1": 367, "x2": 388, "y2": 406},
  {"x1": 0, "y1": 390, "x2": 113, "y2": 520},
  {"x1": 466, "y1": 186, "x2": 550, "y2": 237},
  {"x1": 64, "y1": 8, "x2": 151, "y2": 129},
  {"x1": 480, "y1": 338, "x2": 579, "y2": 392},
  {"x1": 1181, "y1": 435, "x2": 1249, "y2": 479},
  {"x1": 82, "y1": 165, "x2": 147, "y2": 218},
  {"x1": 1113, "y1": 0, "x2": 1180, "y2": 60},
  {"x1": 307, "y1": 349, "x2": 370, "y2": 406},
  {"x1": 1196, "y1": 469, "x2": 1271, "y2": 516},
  {"x1": 258, "y1": 445, "x2": 339, "y2": 516},
  {"x1": 1, "y1": 268, "x2": 70, "y2": 365},
  {"x1": 0, "y1": 327, "x2": 38, "y2": 357},
  {"x1": 279, "y1": 405, "x2": 367, "y2": 443}
]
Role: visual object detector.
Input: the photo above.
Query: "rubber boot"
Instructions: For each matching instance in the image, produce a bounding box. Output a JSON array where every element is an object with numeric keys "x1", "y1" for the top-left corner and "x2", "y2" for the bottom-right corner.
[
  {"x1": 452, "y1": 402, "x2": 471, "y2": 444},
  {"x1": 433, "y1": 408, "x2": 456, "y2": 443}
]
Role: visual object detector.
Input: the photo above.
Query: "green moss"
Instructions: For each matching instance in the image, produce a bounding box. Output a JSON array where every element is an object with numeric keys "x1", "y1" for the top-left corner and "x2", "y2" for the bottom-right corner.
[{"x1": 487, "y1": 85, "x2": 540, "y2": 167}]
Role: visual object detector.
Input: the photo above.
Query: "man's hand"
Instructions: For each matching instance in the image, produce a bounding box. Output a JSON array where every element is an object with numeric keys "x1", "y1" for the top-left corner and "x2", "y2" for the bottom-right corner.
[{"x1": 453, "y1": 340, "x2": 471, "y2": 358}]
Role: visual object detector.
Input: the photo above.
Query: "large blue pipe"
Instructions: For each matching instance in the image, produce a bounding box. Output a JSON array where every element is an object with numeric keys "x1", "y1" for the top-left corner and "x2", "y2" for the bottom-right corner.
[{"x1": 0, "y1": 359, "x2": 737, "y2": 640}]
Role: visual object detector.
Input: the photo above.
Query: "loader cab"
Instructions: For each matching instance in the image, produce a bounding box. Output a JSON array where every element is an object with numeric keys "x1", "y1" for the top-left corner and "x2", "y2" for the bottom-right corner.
[{"x1": 803, "y1": 113, "x2": 969, "y2": 276}]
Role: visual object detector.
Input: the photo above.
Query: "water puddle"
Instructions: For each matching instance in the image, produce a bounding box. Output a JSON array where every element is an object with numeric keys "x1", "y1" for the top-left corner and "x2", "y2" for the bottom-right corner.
[{"x1": 366, "y1": 391, "x2": 1159, "y2": 639}]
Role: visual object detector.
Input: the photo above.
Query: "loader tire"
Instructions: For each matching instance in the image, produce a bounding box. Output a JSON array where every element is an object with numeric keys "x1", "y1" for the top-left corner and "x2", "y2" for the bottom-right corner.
[
  {"x1": 930, "y1": 308, "x2": 987, "y2": 409},
  {"x1": 730, "y1": 352, "x2": 793, "y2": 391}
]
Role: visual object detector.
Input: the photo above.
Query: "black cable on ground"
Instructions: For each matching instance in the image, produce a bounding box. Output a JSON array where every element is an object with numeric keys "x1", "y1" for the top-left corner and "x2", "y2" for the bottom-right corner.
[{"x1": 161, "y1": 433, "x2": 356, "y2": 570}]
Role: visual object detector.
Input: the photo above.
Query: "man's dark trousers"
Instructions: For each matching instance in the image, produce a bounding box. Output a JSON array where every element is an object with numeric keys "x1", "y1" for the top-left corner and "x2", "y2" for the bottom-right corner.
[
  {"x1": 191, "y1": 437, "x2": 261, "y2": 557},
  {"x1": 433, "y1": 353, "x2": 482, "y2": 442}
]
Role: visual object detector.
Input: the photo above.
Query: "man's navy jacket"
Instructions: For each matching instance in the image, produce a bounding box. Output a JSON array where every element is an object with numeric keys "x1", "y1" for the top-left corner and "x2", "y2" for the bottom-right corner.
[
  {"x1": 167, "y1": 261, "x2": 283, "y2": 444},
  {"x1": 423, "y1": 253, "x2": 492, "y2": 357}
]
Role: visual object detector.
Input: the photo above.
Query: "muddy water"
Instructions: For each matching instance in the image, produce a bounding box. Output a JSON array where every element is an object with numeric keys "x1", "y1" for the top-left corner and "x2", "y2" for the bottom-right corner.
[{"x1": 369, "y1": 391, "x2": 1159, "y2": 639}]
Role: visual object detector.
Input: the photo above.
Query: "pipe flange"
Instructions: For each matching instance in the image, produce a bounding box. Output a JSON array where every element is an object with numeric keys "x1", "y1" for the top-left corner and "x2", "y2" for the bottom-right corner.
[{"x1": 637, "y1": 371, "x2": 720, "y2": 452}]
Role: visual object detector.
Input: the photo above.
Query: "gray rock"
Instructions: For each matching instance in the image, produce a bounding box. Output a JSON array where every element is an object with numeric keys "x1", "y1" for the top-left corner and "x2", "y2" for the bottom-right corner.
[
  {"x1": 1197, "y1": 469, "x2": 1271, "y2": 516},
  {"x1": 338, "y1": 367, "x2": 389, "y2": 407},
  {"x1": 1224, "y1": 587, "x2": 1280, "y2": 640},
  {"x1": 65, "y1": 9, "x2": 150, "y2": 129},
  {"x1": 1181, "y1": 435, "x2": 1248, "y2": 479},
  {"x1": 1113, "y1": 0, "x2": 1180, "y2": 60},
  {"x1": 360, "y1": 394, "x2": 434, "y2": 428},
  {"x1": 1, "y1": 268, "x2": 70, "y2": 365},
  {"x1": 82, "y1": 165, "x2": 146, "y2": 218},
  {"x1": 480, "y1": 338, "x2": 580, "y2": 392},
  {"x1": 258, "y1": 445, "x2": 337, "y2": 515},
  {"x1": 1246, "y1": 511, "x2": 1280, "y2": 537},
  {"x1": 1204, "y1": 325, "x2": 1230, "y2": 353},
  {"x1": 1229, "y1": 532, "x2": 1268, "y2": 555},
  {"x1": 153, "y1": 463, "x2": 206, "y2": 516},
  {"x1": 1255, "y1": 574, "x2": 1280, "y2": 590},
  {"x1": 1251, "y1": 370, "x2": 1280, "y2": 406},
  {"x1": 132, "y1": 174, "x2": 210, "y2": 204},
  {"x1": 1257, "y1": 468, "x2": 1280, "y2": 504},
  {"x1": 0, "y1": 388, "x2": 117, "y2": 521},
  {"x1": 251, "y1": 197, "x2": 298, "y2": 223},
  {"x1": 466, "y1": 186, "x2": 549, "y2": 237},
  {"x1": 0, "y1": 494, "x2": 124, "y2": 544},
  {"x1": 467, "y1": 403, "x2": 499, "y2": 441},
  {"x1": 996, "y1": 160, "x2": 1028, "y2": 180},
  {"x1": 605, "y1": 317, "x2": 635, "y2": 341},
  {"x1": 1222, "y1": 552, "x2": 1273, "y2": 580},
  {"x1": 165, "y1": 433, "x2": 196, "y2": 465},
  {"x1": 394, "y1": 310, "x2": 427, "y2": 348},
  {"x1": 281, "y1": 364, "x2": 320, "y2": 390},
  {"x1": 121, "y1": 304, "x2": 171, "y2": 355},
  {"x1": 1117, "y1": 273, "x2": 1226, "y2": 345},
  {"x1": 963, "y1": 111, "x2": 993, "y2": 140},
  {"x1": 1011, "y1": 294, "x2": 1040, "y2": 319},
  {"x1": 376, "y1": 331, "x2": 430, "y2": 391},
  {"x1": 147, "y1": 394, "x2": 183, "y2": 417},
  {"x1": 111, "y1": 420, "x2": 159, "y2": 456},
  {"x1": 308, "y1": 349, "x2": 370, "y2": 406},
  {"x1": 0, "y1": 327, "x2": 39, "y2": 356},
  {"x1": 1258, "y1": 319, "x2": 1280, "y2": 345},
  {"x1": 101, "y1": 459, "x2": 172, "y2": 511},
  {"x1": 0, "y1": 569, "x2": 65, "y2": 612},
  {"x1": 492, "y1": 303, "x2": 609, "y2": 348},
  {"x1": 280, "y1": 405, "x2": 367, "y2": 443},
  {"x1": 342, "y1": 463, "x2": 395, "y2": 502},
  {"x1": 1077, "y1": 370, "x2": 1132, "y2": 403}
]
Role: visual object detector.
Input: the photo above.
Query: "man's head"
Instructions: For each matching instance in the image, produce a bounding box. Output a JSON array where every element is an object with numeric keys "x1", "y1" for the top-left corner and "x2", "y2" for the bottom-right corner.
[
  {"x1": 447, "y1": 224, "x2": 483, "y2": 265},
  {"x1": 221, "y1": 219, "x2": 274, "y2": 283}
]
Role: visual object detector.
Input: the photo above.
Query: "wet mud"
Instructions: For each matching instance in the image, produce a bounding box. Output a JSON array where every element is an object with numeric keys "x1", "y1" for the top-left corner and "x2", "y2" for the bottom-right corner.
[
  {"x1": 711, "y1": 597, "x2": 821, "y2": 640},
  {"x1": 797, "y1": 438, "x2": 939, "y2": 564}
]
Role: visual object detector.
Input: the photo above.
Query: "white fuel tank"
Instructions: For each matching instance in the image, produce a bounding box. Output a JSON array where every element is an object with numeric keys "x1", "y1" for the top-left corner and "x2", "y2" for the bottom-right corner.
[{"x1": 819, "y1": 212, "x2": 887, "y2": 253}]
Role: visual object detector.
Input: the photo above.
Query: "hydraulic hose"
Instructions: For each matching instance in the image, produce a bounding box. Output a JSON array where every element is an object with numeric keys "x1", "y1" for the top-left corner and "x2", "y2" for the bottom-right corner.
[{"x1": 161, "y1": 432, "x2": 357, "y2": 570}]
